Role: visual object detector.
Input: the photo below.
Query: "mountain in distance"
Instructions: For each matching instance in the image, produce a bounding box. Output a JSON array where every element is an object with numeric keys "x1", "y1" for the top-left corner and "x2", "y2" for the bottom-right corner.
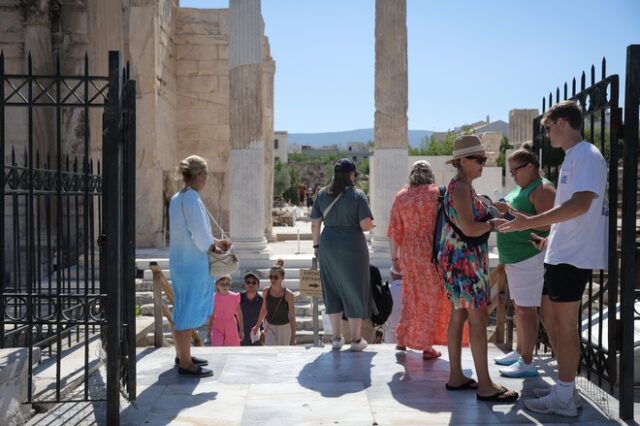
[{"x1": 287, "y1": 128, "x2": 433, "y2": 149}]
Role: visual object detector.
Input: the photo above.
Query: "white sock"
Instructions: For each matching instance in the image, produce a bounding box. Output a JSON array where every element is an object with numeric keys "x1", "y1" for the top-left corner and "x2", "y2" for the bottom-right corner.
[{"x1": 555, "y1": 380, "x2": 575, "y2": 403}]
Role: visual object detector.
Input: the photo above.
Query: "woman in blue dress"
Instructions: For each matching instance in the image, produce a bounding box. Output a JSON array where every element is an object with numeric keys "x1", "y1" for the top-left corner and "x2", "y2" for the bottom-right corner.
[{"x1": 170, "y1": 155, "x2": 229, "y2": 377}]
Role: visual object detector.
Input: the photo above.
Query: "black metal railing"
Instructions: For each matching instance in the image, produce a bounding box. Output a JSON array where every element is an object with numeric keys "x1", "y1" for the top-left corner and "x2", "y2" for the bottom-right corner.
[
  {"x1": 532, "y1": 45, "x2": 638, "y2": 420},
  {"x1": 1, "y1": 50, "x2": 136, "y2": 424}
]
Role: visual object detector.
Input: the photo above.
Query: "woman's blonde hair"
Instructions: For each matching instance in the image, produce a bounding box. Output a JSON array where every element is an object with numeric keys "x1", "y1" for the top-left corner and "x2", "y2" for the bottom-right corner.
[
  {"x1": 270, "y1": 259, "x2": 285, "y2": 278},
  {"x1": 408, "y1": 160, "x2": 435, "y2": 187},
  {"x1": 177, "y1": 155, "x2": 208, "y2": 183}
]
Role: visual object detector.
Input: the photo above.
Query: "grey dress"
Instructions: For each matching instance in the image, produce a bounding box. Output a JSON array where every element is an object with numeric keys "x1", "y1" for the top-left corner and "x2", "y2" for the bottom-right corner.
[{"x1": 310, "y1": 186, "x2": 373, "y2": 318}]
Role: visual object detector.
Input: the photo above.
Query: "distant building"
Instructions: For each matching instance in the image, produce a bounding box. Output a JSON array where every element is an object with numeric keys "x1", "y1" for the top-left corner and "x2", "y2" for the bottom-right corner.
[
  {"x1": 345, "y1": 142, "x2": 370, "y2": 165},
  {"x1": 430, "y1": 116, "x2": 509, "y2": 142},
  {"x1": 288, "y1": 143, "x2": 302, "y2": 154},
  {"x1": 274, "y1": 131, "x2": 288, "y2": 163}
]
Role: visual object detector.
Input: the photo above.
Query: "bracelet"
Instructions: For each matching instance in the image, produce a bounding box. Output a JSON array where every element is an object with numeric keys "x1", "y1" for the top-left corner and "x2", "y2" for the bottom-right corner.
[
  {"x1": 488, "y1": 221, "x2": 495, "y2": 232},
  {"x1": 313, "y1": 244, "x2": 319, "y2": 248},
  {"x1": 391, "y1": 257, "x2": 399, "y2": 261}
]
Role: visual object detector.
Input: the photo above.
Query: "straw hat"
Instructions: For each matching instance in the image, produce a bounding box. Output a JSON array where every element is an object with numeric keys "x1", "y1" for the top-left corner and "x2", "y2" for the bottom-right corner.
[{"x1": 445, "y1": 135, "x2": 490, "y2": 164}]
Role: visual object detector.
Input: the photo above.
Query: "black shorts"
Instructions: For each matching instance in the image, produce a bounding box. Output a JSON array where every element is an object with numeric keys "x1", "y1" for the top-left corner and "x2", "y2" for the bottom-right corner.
[{"x1": 542, "y1": 263, "x2": 591, "y2": 303}]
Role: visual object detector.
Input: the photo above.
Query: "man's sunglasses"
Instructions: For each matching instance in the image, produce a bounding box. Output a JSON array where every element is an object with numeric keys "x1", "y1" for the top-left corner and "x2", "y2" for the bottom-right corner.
[{"x1": 245, "y1": 280, "x2": 258, "y2": 285}]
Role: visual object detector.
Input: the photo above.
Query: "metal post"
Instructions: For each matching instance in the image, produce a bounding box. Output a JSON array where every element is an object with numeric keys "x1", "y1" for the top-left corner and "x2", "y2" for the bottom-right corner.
[
  {"x1": 312, "y1": 297, "x2": 320, "y2": 347},
  {"x1": 104, "y1": 51, "x2": 123, "y2": 426},
  {"x1": 619, "y1": 44, "x2": 639, "y2": 420}
]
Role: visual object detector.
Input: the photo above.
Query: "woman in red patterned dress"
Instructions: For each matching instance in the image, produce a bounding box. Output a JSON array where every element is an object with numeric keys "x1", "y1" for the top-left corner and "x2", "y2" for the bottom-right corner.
[{"x1": 387, "y1": 160, "x2": 452, "y2": 359}]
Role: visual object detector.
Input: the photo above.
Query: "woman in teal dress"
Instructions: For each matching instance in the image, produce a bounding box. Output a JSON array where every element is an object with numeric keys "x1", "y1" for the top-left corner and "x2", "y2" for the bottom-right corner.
[
  {"x1": 311, "y1": 158, "x2": 375, "y2": 352},
  {"x1": 170, "y1": 155, "x2": 229, "y2": 377},
  {"x1": 437, "y1": 136, "x2": 518, "y2": 403}
]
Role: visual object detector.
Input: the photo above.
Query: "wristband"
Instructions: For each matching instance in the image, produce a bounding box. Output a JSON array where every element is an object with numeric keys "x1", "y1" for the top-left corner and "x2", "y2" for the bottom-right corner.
[
  {"x1": 488, "y1": 221, "x2": 495, "y2": 232},
  {"x1": 391, "y1": 257, "x2": 399, "y2": 261},
  {"x1": 313, "y1": 244, "x2": 319, "y2": 248}
]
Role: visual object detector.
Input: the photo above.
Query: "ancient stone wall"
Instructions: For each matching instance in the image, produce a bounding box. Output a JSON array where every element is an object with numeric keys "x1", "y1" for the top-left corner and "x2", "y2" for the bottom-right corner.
[{"x1": 0, "y1": 0, "x2": 274, "y2": 249}]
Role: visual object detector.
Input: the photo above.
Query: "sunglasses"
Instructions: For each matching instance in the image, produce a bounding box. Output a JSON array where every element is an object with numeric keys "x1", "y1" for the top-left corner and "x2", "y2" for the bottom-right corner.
[
  {"x1": 510, "y1": 163, "x2": 529, "y2": 176},
  {"x1": 245, "y1": 280, "x2": 258, "y2": 285},
  {"x1": 218, "y1": 281, "x2": 231, "y2": 287},
  {"x1": 465, "y1": 155, "x2": 487, "y2": 165},
  {"x1": 268, "y1": 275, "x2": 282, "y2": 280}
]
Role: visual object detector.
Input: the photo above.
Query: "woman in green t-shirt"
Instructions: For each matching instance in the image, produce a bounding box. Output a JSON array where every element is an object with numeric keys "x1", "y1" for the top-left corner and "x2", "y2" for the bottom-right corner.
[{"x1": 494, "y1": 143, "x2": 556, "y2": 378}]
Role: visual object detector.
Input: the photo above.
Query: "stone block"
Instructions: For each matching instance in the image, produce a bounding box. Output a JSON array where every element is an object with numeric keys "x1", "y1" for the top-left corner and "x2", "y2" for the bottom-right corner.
[
  {"x1": 176, "y1": 91, "x2": 228, "y2": 109},
  {"x1": 177, "y1": 9, "x2": 224, "y2": 35},
  {"x1": 0, "y1": 9, "x2": 23, "y2": 34},
  {"x1": 177, "y1": 44, "x2": 219, "y2": 61},
  {"x1": 197, "y1": 59, "x2": 228, "y2": 76},
  {"x1": 178, "y1": 75, "x2": 219, "y2": 93},
  {"x1": 217, "y1": 44, "x2": 229, "y2": 60},
  {"x1": 0, "y1": 348, "x2": 33, "y2": 425},
  {"x1": 176, "y1": 59, "x2": 198, "y2": 77}
]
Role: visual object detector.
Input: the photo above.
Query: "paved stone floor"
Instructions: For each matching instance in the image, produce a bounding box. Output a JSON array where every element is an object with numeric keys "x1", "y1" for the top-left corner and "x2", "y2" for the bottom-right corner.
[{"x1": 27, "y1": 343, "x2": 638, "y2": 425}]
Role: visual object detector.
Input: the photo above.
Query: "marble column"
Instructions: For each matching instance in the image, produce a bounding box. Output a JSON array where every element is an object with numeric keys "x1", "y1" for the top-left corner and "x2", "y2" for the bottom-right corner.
[
  {"x1": 370, "y1": 0, "x2": 409, "y2": 257},
  {"x1": 262, "y1": 56, "x2": 276, "y2": 242},
  {"x1": 22, "y1": 0, "x2": 53, "y2": 156},
  {"x1": 228, "y1": 0, "x2": 268, "y2": 255}
]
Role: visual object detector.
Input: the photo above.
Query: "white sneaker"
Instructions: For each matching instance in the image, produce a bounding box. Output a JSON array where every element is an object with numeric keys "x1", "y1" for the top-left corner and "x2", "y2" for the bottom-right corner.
[
  {"x1": 499, "y1": 357, "x2": 538, "y2": 378},
  {"x1": 331, "y1": 336, "x2": 345, "y2": 350},
  {"x1": 524, "y1": 390, "x2": 579, "y2": 417},
  {"x1": 350, "y1": 337, "x2": 368, "y2": 352},
  {"x1": 494, "y1": 350, "x2": 520, "y2": 366},
  {"x1": 533, "y1": 386, "x2": 582, "y2": 408}
]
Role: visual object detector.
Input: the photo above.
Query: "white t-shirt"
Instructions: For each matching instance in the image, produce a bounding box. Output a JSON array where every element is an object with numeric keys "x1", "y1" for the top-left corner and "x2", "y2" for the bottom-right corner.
[
  {"x1": 545, "y1": 141, "x2": 608, "y2": 270},
  {"x1": 384, "y1": 279, "x2": 403, "y2": 344}
]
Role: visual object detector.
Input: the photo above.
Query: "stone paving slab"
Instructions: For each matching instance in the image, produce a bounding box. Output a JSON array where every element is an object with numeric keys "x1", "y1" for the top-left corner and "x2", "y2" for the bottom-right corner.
[{"x1": 27, "y1": 344, "x2": 638, "y2": 425}]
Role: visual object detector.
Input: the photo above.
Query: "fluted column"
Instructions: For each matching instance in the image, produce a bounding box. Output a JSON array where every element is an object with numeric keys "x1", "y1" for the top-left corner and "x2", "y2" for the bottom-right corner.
[
  {"x1": 229, "y1": 0, "x2": 268, "y2": 254},
  {"x1": 22, "y1": 0, "x2": 53, "y2": 156},
  {"x1": 371, "y1": 0, "x2": 409, "y2": 255}
]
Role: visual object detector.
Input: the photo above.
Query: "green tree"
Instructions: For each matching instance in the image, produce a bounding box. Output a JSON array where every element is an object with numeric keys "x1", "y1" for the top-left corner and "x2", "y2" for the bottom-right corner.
[
  {"x1": 496, "y1": 136, "x2": 511, "y2": 176},
  {"x1": 273, "y1": 159, "x2": 291, "y2": 197}
]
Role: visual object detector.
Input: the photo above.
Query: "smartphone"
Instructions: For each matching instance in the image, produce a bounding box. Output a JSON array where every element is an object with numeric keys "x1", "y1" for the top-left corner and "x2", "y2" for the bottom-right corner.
[{"x1": 498, "y1": 198, "x2": 515, "y2": 220}]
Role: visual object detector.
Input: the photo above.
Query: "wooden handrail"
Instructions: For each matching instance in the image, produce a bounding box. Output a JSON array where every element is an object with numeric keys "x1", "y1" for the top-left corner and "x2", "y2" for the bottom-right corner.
[{"x1": 149, "y1": 262, "x2": 203, "y2": 348}]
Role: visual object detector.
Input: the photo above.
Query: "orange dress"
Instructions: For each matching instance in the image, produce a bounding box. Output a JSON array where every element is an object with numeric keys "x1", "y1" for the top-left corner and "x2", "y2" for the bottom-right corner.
[{"x1": 387, "y1": 184, "x2": 468, "y2": 348}]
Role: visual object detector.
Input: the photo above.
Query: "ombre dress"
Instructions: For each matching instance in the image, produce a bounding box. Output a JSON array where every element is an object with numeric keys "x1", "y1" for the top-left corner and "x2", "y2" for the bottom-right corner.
[{"x1": 169, "y1": 188, "x2": 215, "y2": 330}]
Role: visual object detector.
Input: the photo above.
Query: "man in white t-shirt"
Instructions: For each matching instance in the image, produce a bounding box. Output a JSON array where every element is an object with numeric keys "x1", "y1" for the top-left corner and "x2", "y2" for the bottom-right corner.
[{"x1": 498, "y1": 100, "x2": 608, "y2": 417}]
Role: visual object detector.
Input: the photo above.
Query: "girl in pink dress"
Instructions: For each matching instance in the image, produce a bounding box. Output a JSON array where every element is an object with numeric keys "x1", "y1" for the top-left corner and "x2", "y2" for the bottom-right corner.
[{"x1": 209, "y1": 275, "x2": 244, "y2": 346}]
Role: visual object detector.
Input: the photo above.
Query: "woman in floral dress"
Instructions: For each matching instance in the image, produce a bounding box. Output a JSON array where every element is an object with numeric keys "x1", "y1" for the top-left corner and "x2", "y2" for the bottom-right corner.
[
  {"x1": 437, "y1": 135, "x2": 518, "y2": 403},
  {"x1": 387, "y1": 161, "x2": 452, "y2": 359}
]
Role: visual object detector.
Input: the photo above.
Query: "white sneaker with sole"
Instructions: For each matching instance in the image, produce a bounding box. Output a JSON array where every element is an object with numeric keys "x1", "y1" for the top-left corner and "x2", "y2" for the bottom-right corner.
[
  {"x1": 494, "y1": 350, "x2": 520, "y2": 366},
  {"x1": 350, "y1": 337, "x2": 368, "y2": 352},
  {"x1": 499, "y1": 357, "x2": 538, "y2": 378},
  {"x1": 331, "y1": 336, "x2": 345, "y2": 350},
  {"x1": 524, "y1": 390, "x2": 579, "y2": 417},
  {"x1": 533, "y1": 386, "x2": 582, "y2": 408}
]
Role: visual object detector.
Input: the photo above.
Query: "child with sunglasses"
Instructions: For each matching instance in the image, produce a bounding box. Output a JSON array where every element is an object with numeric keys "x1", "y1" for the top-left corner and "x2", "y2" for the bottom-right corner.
[
  {"x1": 209, "y1": 275, "x2": 244, "y2": 346},
  {"x1": 251, "y1": 259, "x2": 296, "y2": 345}
]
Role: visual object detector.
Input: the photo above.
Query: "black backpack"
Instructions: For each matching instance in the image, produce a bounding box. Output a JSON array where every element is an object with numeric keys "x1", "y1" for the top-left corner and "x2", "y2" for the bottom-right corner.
[
  {"x1": 431, "y1": 185, "x2": 446, "y2": 264},
  {"x1": 370, "y1": 265, "x2": 393, "y2": 326}
]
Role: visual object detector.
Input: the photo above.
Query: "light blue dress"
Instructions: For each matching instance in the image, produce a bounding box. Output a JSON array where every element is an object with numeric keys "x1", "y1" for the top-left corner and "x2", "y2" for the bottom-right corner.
[{"x1": 169, "y1": 188, "x2": 215, "y2": 330}]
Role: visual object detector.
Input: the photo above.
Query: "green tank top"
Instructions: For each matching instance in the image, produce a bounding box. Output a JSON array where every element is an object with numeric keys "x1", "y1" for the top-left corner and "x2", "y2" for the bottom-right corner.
[{"x1": 497, "y1": 177, "x2": 552, "y2": 264}]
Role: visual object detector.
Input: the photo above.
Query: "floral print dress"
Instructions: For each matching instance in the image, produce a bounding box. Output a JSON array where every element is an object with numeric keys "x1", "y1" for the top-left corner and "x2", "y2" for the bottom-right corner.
[{"x1": 437, "y1": 177, "x2": 490, "y2": 310}]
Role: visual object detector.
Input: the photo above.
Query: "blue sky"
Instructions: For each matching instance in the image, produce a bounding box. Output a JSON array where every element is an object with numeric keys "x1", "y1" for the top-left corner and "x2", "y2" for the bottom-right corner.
[{"x1": 180, "y1": 0, "x2": 640, "y2": 133}]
